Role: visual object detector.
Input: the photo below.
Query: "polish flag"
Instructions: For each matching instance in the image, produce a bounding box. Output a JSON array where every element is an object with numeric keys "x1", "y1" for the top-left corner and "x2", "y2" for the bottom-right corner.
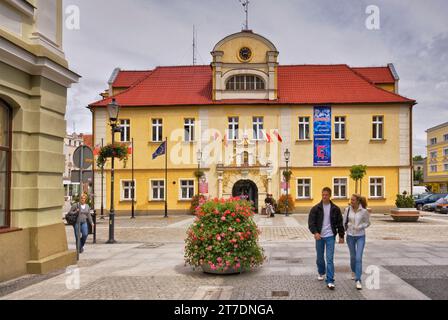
[
  {"x1": 128, "y1": 147, "x2": 133, "y2": 154},
  {"x1": 273, "y1": 130, "x2": 283, "y2": 142},
  {"x1": 262, "y1": 130, "x2": 272, "y2": 143}
]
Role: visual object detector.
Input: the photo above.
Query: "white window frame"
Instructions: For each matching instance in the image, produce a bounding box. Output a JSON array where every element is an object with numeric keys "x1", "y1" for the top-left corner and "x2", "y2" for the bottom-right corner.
[
  {"x1": 120, "y1": 119, "x2": 131, "y2": 142},
  {"x1": 179, "y1": 179, "x2": 195, "y2": 200},
  {"x1": 298, "y1": 117, "x2": 310, "y2": 140},
  {"x1": 334, "y1": 116, "x2": 346, "y2": 140},
  {"x1": 443, "y1": 148, "x2": 448, "y2": 157},
  {"x1": 152, "y1": 118, "x2": 163, "y2": 142},
  {"x1": 333, "y1": 177, "x2": 348, "y2": 199},
  {"x1": 228, "y1": 117, "x2": 239, "y2": 140},
  {"x1": 252, "y1": 116, "x2": 264, "y2": 140},
  {"x1": 296, "y1": 177, "x2": 312, "y2": 199},
  {"x1": 430, "y1": 151, "x2": 438, "y2": 159},
  {"x1": 184, "y1": 118, "x2": 195, "y2": 142},
  {"x1": 444, "y1": 134, "x2": 448, "y2": 142},
  {"x1": 444, "y1": 163, "x2": 448, "y2": 172},
  {"x1": 430, "y1": 137, "x2": 437, "y2": 145},
  {"x1": 372, "y1": 116, "x2": 384, "y2": 140},
  {"x1": 120, "y1": 179, "x2": 136, "y2": 201},
  {"x1": 369, "y1": 177, "x2": 385, "y2": 199},
  {"x1": 149, "y1": 179, "x2": 165, "y2": 201},
  {"x1": 430, "y1": 165, "x2": 438, "y2": 173}
]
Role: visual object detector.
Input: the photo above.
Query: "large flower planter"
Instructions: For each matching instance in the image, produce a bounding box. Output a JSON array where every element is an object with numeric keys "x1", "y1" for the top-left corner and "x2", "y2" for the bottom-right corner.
[
  {"x1": 390, "y1": 208, "x2": 420, "y2": 222},
  {"x1": 184, "y1": 197, "x2": 265, "y2": 275},
  {"x1": 201, "y1": 264, "x2": 244, "y2": 275}
]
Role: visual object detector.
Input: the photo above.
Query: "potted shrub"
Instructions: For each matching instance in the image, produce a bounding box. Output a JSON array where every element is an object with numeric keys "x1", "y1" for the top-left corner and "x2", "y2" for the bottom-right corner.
[
  {"x1": 184, "y1": 197, "x2": 266, "y2": 274},
  {"x1": 277, "y1": 194, "x2": 295, "y2": 214},
  {"x1": 390, "y1": 191, "x2": 419, "y2": 222}
]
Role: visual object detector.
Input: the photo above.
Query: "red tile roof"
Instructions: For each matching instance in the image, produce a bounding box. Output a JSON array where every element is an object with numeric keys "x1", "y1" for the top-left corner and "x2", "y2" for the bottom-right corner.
[
  {"x1": 90, "y1": 64, "x2": 414, "y2": 107},
  {"x1": 112, "y1": 70, "x2": 153, "y2": 88},
  {"x1": 81, "y1": 134, "x2": 93, "y2": 148},
  {"x1": 352, "y1": 67, "x2": 395, "y2": 84}
]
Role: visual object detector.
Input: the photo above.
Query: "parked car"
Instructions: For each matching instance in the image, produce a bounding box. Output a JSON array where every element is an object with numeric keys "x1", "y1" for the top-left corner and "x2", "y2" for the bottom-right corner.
[
  {"x1": 415, "y1": 193, "x2": 447, "y2": 210},
  {"x1": 422, "y1": 200, "x2": 442, "y2": 212},
  {"x1": 435, "y1": 195, "x2": 448, "y2": 213},
  {"x1": 441, "y1": 206, "x2": 448, "y2": 214},
  {"x1": 413, "y1": 192, "x2": 431, "y2": 200}
]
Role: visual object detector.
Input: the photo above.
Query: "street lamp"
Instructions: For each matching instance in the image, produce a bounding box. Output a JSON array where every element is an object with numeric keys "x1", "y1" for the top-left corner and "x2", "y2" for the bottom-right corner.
[
  {"x1": 106, "y1": 98, "x2": 120, "y2": 244},
  {"x1": 284, "y1": 148, "x2": 291, "y2": 217},
  {"x1": 197, "y1": 149, "x2": 202, "y2": 197}
]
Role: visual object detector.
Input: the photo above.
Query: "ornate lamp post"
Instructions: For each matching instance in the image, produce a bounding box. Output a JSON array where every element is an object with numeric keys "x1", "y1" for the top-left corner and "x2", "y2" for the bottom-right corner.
[
  {"x1": 106, "y1": 98, "x2": 120, "y2": 244},
  {"x1": 284, "y1": 148, "x2": 291, "y2": 217},
  {"x1": 197, "y1": 149, "x2": 202, "y2": 197}
]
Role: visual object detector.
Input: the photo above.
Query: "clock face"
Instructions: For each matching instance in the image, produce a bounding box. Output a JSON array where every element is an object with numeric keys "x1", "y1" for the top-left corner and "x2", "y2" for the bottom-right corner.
[{"x1": 239, "y1": 47, "x2": 252, "y2": 61}]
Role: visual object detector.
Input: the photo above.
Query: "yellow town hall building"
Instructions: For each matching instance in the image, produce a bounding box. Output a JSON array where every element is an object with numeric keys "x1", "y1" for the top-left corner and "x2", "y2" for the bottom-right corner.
[{"x1": 89, "y1": 30, "x2": 416, "y2": 214}]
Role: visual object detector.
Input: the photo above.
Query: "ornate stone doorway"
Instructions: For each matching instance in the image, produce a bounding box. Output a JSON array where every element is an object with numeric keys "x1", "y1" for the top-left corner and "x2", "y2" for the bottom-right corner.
[{"x1": 232, "y1": 180, "x2": 258, "y2": 213}]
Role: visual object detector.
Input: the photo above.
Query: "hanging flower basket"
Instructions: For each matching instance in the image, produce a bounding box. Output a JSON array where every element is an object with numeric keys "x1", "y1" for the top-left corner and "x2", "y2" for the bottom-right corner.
[
  {"x1": 96, "y1": 143, "x2": 129, "y2": 168},
  {"x1": 184, "y1": 197, "x2": 266, "y2": 274},
  {"x1": 282, "y1": 170, "x2": 292, "y2": 181}
]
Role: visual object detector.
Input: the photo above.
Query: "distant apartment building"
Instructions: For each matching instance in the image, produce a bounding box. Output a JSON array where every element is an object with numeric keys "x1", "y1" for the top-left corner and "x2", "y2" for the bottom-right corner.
[{"x1": 425, "y1": 122, "x2": 448, "y2": 193}]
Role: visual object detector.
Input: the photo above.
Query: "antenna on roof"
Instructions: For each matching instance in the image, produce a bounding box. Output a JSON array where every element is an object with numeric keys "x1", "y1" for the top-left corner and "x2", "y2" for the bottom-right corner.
[
  {"x1": 192, "y1": 25, "x2": 197, "y2": 66},
  {"x1": 239, "y1": 0, "x2": 250, "y2": 30}
]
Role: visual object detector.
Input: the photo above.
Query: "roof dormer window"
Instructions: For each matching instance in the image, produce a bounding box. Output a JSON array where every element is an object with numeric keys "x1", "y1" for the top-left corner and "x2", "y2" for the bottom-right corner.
[{"x1": 226, "y1": 75, "x2": 265, "y2": 91}]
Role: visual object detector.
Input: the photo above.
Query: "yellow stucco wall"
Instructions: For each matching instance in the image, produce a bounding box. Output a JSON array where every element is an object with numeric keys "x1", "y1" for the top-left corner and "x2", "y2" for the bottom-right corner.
[
  {"x1": 427, "y1": 125, "x2": 448, "y2": 178},
  {"x1": 215, "y1": 36, "x2": 272, "y2": 64}
]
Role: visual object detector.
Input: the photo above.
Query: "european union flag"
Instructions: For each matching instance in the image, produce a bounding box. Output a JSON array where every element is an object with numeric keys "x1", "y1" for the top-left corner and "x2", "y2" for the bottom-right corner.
[{"x1": 152, "y1": 141, "x2": 166, "y2": 159}]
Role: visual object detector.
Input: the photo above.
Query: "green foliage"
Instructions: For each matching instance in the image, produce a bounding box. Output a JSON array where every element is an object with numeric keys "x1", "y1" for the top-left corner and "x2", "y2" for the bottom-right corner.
[
  {"x1": 96, "y1": 143, "x2": 129, "y2": 168},
  {"x1": 413, "y1": 155, "x2": 424, "y2": 161},
  {"x1": 350, "y1": 165, "x2": 367, "y2": 181},
  {"x1": 282, "y1": 170, "x2": 292, "y2": 181},
  {"x1": 194, "y1": 170, "x2": 205, "y2": 178},
  {"x1": 395, "y1": 191, "x2": 415, "y2": 208},
  {"x1": 184, "y1": 197, "x2": 266, "y2": 272},
  {"x1": 277, "y1": 194, "x2": 295, "y2": 213}
]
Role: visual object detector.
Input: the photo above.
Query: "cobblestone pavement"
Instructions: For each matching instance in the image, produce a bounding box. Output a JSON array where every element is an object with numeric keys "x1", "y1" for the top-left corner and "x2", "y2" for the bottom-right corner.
[{"x1": 1, "y1": 212, "x2": 448, "y2": 300}]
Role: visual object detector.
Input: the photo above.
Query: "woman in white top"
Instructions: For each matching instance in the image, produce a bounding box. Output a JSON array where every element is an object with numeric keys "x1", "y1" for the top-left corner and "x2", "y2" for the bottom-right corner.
[
  {"x1": 69, "y1": 193, "x2": 94, "y2": 253},
  {"x1": 343, "y1": 194, "x2": 371, "y2": 290}
]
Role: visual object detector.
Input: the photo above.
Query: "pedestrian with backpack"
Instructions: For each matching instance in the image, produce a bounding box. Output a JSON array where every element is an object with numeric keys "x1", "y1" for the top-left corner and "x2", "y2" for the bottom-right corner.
[
  {"x1": 68, "y1": 193, "x2": 94, "y2": 253},
  {"x1": 343, "y1": 194, "x2": 371, "y2": 290}
]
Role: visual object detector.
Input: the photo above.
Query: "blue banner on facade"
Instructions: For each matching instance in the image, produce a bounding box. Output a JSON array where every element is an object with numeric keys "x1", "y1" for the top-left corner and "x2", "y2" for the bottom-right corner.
[{"x1": 313, "y1": 106, "x2": 332, "y2": 166}]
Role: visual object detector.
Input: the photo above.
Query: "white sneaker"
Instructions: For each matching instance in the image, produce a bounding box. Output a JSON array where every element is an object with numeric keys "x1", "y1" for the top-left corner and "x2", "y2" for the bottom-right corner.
[
  {"x1": 356, "y1": 281, "x2": 362, "y2": 290},
  {"x1": 327, "y1": 283, "x2": 335, "y2": 290},
  {"x1": 351, "y1": 272, "x2": 355, "y2": 280},
  {"x1": 317, "y1": 274, "x2": 324, "y2": 281}
]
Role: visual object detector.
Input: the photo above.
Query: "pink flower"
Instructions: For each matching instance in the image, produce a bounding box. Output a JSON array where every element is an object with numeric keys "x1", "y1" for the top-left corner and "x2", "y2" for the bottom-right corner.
[
  {"x1": 234, "y1": 244, "x2": 239, "y2": 248},
  {"x1": 207, "y1": 246, "x2": 212, "y2": 251},
  {"x1": 231, "y1": 213, "x2": 236, "y2": 217},
  {"x1": 221, "y1": 216, "x2": 226, "y2": 221},
  {"x1": 210, "y1": 264, "x2": 217, "y2": 270},
  {"x1": 236, "y1": 218, "x2": 241, "y2": 223},
  {"x1": 236, "y1": 263, "x2": 241, "y2": 269},
  {"x1": 217, "y1": 257, "x2": 222, "y2": 263},
  {"x1": 216, "y1": 235, "x2": 222, "y2": 241}
]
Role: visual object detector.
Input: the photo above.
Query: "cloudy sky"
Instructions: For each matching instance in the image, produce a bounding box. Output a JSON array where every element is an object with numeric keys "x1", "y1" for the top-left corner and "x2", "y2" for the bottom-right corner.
[{"x1": 62, "y1": 0, "x2": 448, "y2": 156}]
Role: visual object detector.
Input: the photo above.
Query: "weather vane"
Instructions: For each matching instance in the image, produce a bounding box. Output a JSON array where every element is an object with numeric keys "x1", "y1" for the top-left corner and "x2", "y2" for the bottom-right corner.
[{"x1": 239, "y1": 0, "x2": 250, "y2": 30}]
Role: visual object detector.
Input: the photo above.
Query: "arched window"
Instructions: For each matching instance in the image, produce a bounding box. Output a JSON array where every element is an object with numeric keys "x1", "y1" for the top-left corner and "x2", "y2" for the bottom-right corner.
[
  {"x1": 226, "y1": 75, "x2": 265, "y2": 91},
  {"x1": 0, "y1": 101, "x2": 11, "y2": 228}
]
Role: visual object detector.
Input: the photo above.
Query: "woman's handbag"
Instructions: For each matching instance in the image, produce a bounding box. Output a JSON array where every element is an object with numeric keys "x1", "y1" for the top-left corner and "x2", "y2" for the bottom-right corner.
[
  {"x1": 344, "y1": 206, "x2": 350, "y2": 231},
  {"x1": 65, "y1": 204, "x2": 79, "y2": 225}
]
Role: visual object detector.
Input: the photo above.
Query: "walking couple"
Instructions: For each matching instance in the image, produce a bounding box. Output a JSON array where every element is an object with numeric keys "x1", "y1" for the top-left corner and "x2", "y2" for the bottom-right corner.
[{"x1": 308, "y1": 187, "x2": 371, "y2": 290}]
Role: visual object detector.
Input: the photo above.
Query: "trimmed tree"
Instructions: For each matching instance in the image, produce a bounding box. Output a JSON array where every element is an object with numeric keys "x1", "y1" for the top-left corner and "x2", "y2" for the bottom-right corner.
[{"x1": 350, "y1": 165, "x2": 367, "y2": 195}]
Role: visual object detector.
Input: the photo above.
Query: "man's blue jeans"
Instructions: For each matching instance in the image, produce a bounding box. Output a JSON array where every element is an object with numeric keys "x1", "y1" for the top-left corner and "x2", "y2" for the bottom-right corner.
[
  {"x1": 346, "y1": 235, "x2": 366, "y2": 282},
  {"x1": 315, "y1": 236, "x2": 336, "y2": 284},
  {"x1": 74, "y1": 222, "x2": 89, "y2": 251}
]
